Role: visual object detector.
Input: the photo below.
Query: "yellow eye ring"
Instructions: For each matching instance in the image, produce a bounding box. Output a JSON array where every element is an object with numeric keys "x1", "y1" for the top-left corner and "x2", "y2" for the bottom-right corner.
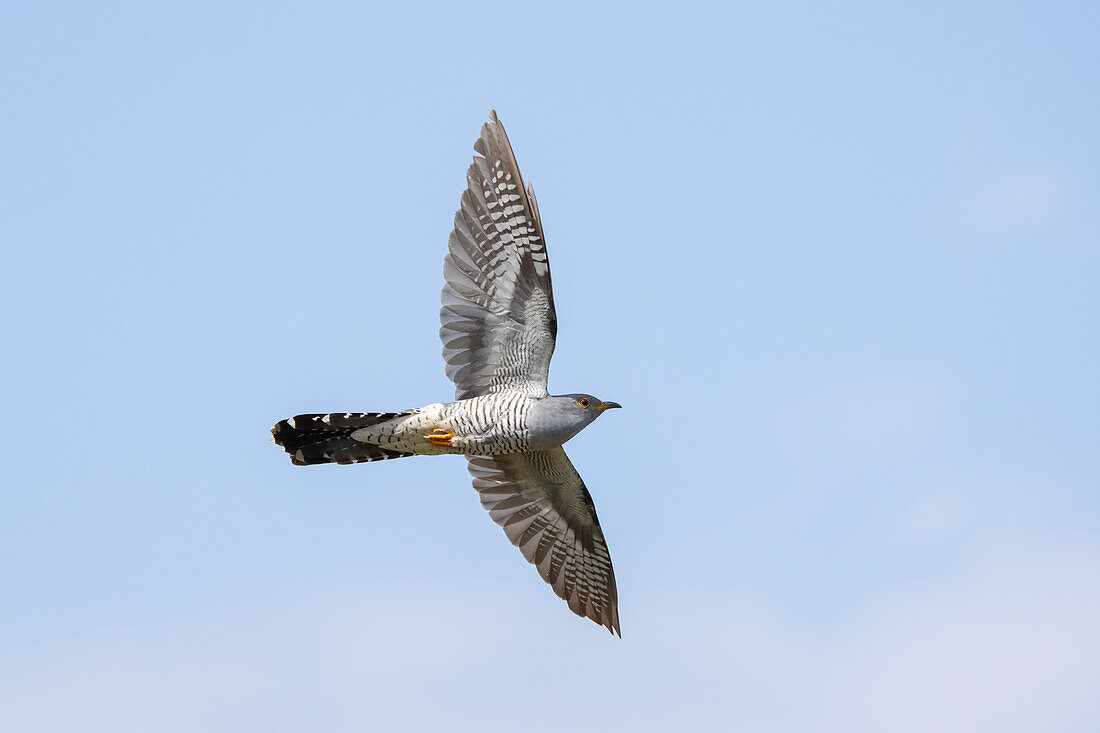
[{"x1": 578, "y1": 398, "x2": 591, "y2": 408}]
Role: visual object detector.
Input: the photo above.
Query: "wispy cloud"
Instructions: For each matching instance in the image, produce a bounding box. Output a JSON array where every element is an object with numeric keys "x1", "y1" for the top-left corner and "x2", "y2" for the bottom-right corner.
[
  {"x1": 975, "y1": 167, "x2": 1071, "y2": 231},
  {"x1": 769, "y1": 373, "x2": 945, "y2": 465},
  {"x1": 3, "y1": 545, "x2": 1097, "y2": 732},
  {"x1": 825, "y1": 543, "x2": 1100, "y2": 732},
  {"x1": 891, "y1": 482, "x2": 975, "y2": 546}
]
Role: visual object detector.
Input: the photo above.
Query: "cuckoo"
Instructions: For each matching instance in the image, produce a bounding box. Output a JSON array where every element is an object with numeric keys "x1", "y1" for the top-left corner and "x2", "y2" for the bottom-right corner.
[{"x1": 272, "y1": 112, "x2": 622, "y2": 635}]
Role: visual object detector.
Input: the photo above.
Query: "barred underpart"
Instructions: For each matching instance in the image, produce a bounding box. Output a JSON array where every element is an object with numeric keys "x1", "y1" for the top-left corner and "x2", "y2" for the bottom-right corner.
[{"x1": 442, "y1": 392, "x2": 534, "y2": 454}]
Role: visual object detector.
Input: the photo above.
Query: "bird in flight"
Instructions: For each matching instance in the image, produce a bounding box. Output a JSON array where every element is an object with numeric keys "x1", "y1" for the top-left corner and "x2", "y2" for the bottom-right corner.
[{"x1": 272, "y1": 112, "x2": 622, "y2": 635}]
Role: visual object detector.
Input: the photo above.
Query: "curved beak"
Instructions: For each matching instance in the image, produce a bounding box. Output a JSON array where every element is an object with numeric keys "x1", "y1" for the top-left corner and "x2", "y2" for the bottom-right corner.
[{"x1": 597, "y1": 401, "x2": 622, "y2": 411}]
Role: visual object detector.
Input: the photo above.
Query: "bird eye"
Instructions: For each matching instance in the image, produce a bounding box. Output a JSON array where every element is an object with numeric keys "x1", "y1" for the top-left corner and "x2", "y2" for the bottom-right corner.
[{"x1": 578, "y1": 398, "x2": 591, "y2": 408}]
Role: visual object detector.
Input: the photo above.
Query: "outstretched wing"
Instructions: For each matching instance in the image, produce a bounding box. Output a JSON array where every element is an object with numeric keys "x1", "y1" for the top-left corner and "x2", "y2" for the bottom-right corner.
[
  {"x1": 467, "y1": 448, "x2": 619, "y2": 635},
  {"x1": 440, "y1": 111, "x2": 556, "y2": 400}
]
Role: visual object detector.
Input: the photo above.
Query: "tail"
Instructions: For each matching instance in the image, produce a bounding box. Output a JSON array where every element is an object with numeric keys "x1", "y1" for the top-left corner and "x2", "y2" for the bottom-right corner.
[{"x1": 271, "y1": 411, "x2": 416, "y2": 466}]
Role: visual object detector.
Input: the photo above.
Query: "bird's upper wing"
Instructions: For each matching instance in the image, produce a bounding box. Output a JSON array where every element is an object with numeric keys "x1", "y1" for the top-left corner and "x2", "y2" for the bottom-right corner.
[
  {"x1": 440, "y1": 111, "x2": 556, "y2": 400},
  {"x1": 467, "y1": 447, "x2": 619, "y2": 635}
]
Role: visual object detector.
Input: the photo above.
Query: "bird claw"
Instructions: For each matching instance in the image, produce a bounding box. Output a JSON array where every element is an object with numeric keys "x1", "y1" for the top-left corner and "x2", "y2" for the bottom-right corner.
[{"x1": 426, "y1": 429, "x2": 454, "y2": 447}]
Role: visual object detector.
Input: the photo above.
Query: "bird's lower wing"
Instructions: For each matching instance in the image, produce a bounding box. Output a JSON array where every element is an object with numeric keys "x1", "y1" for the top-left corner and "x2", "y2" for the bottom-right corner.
[{"x1": 467, "y1": 447, "x2": 619, "y2": 635}]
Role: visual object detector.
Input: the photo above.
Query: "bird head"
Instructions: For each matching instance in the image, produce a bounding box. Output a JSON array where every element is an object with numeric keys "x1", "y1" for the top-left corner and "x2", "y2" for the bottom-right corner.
[
  {"x1": 560, "y1": 394, "x2": 622, "y2": 423},
  {"x1": 528, "y1": 394, "x2": 621, "y2": 449}
]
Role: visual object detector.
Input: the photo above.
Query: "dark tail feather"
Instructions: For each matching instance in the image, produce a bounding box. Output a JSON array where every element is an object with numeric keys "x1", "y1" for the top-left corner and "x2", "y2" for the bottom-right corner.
[{"x1": 271, "y1": 412, "x2": 415, "y2": 466}]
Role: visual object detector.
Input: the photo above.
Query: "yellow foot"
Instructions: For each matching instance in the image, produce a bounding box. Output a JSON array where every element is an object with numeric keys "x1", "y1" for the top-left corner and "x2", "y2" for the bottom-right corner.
[{"x1": 426, "y1": 429, "x2": 454, "y2": 447}]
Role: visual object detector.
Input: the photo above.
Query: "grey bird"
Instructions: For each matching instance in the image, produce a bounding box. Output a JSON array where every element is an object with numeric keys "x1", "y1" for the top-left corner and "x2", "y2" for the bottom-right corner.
[{"x1": 272, "y1": 112, "x2": 622, "y2": 635}]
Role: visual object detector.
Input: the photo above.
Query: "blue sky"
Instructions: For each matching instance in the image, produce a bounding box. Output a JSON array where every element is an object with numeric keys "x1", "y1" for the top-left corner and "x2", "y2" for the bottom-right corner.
[{"x1": 2, "y1": 1, "x2": 1098, "y2": 730}]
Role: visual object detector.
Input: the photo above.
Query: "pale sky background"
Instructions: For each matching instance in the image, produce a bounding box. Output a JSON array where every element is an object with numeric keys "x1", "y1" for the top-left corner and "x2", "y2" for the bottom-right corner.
[{"x1": 2, "y1": 2, "x2": 1098, "y2": 731}]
